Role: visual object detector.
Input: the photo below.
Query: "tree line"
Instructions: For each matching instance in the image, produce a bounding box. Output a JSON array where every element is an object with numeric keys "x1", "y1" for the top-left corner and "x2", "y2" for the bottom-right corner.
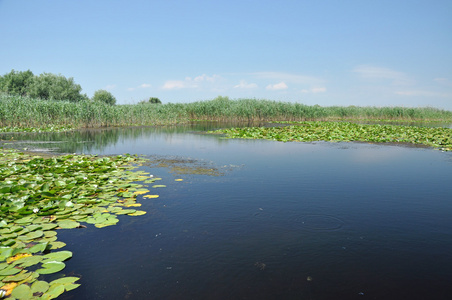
[{"x1": 0, "y1": 69, "x2": 160, "y2": 105}]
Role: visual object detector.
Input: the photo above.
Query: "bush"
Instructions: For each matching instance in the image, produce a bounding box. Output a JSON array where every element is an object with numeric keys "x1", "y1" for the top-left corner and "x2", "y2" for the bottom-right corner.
[
  {"x1": 27, "y1": 73, "x2": 87, "y2": 102},
  {"x1": 0, "y1": 69, "x2": 34, "y2": 96},
  {"x1": 149, "y1": 97, "x2": 162, "y2": 104},
  {"x1": 92, "y1": 89, "x2": 116, "y2": 105}
]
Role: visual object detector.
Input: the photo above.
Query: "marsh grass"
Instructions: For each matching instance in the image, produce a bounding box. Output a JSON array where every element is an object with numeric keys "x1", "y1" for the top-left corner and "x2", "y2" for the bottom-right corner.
[{"x1": 1, "y1": 94, "x2": 451, "y2": 130}]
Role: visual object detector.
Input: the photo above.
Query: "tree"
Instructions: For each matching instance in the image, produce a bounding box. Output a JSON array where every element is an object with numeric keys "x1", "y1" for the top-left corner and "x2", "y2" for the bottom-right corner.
[
  {"x1": 92, "y1": 89, "x2": 117, "y2": 105},
  {"x1": 28, "y1": 73, "x2": 87, "y2": 102},
  {"x1": 149, "y1": 97, "x2": 162, "y2": 104},
  {"x1": 0, "y1": 69, "x2": 34, "y2": 96}
]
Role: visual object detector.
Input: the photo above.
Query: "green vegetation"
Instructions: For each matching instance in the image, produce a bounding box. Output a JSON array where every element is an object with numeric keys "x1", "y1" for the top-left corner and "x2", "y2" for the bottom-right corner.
[
  {"x1": 1, "y1": 94, "x2": 451, "y2": 131},
  {"x1": 0, "y1": 94, "x2": 185, "y2": 129},
  {"x1": 184, "y1": 96, "x2": 452, "y2": 122},
  {"x1": 92, "y1": 89, "x2": 116, "y2": 105},
  {"x1": 211, "y1": 121, "x2": 452, "y2": 151},
  {"x1": 0, "y1": 70, "x2": 88, "y2": 102},
  {"x1": 0, "y1": 149, "x2": 169, "y2": 298}
]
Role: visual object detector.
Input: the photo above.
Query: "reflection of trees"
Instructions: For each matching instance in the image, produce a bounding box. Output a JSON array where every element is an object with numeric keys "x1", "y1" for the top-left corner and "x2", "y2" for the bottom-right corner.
[{"x1": 0, "y1": 122, "x2": 245, "y2": 154}]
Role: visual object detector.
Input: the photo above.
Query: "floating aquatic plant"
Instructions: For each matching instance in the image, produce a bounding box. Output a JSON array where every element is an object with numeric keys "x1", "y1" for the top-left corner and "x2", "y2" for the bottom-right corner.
[
  {"x1": 211, "y1": 121, "x2": 452, "y2": 151},
  {"x1": 0, "y1": 149, "x2": 168, "y2": 298}
]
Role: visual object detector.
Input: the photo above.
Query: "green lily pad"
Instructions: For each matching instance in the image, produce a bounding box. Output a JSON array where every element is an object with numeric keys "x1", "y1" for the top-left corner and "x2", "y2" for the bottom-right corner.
[
  {"x1": 57, "y1": 220, "x2": 80, "y2": 229},
  {"x1": 49, "y1": 276, "x2": 80, "y2": 285},
  {"x1": 49, "y1": 241, "x2": 66, "y2": 250},
  {"x1": 11, "y1": 283, "x2": 33, "y2": 299},
  {"x1": 31, "y1": 280, "x2": 50, "y2": 294},
  {"x1": 2, "y1": 271, "x2": 32, "y2": 282},
  {"x1": 36, "y1": 261, "x2": 66, "y2": 274},
  {"x1": 42, "y1": 283, "x2": 65, "y2": 299},
  {"x1": 17, "y1": 255, "x2": 43, "y2": 267},
  {"x1": 43, "y1": 250, "x2": 72, "y2": 262}
]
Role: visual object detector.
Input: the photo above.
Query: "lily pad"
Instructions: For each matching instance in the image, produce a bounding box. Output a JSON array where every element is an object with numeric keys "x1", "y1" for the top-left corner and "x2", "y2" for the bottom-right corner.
[
  {"x1": 36, "y1": 261, "x2": 66, "y2": 274},
  {"x1": 57, "y1": 220, "x2": 80, "y2": 229},
  {"x1": 31, "y1": 280, "x2": 50, "y2": 294},
  {"x1": 42, "y1": 250, "x2": 72, "y2": 262},
  {"x1": 11, "y1": 283, "x2": 33, "y2": 300}
]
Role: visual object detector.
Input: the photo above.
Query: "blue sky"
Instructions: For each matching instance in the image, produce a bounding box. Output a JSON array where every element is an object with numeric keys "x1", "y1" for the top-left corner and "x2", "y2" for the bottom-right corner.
[{"x1": 1, "y1": 0, "x2": 451, "y2": 110}]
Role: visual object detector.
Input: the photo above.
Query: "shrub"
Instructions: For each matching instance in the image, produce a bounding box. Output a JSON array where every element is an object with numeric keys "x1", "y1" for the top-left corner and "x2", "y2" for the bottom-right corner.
[
  {"x1": 149, "y1": 97, "x2": 162, "y2": 104},
  {"x1": 27, "y1": 73, "x2": 87, "y2": 102},
  {"x1": 92, "y1": 90, "x2": 117, "y2": 105},
  {"x1": 0, "y1": 69, "x2": 34, "y2": 96}
]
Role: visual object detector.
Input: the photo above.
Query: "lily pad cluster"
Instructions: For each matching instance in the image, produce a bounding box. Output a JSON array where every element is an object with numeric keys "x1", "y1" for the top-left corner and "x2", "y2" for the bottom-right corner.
[
  {"x1": 212, "y1": 121, "x2": 452, "y2": 151},
  {"x1": 0, "y1": 149, "x2": 164, "y2": 299}
]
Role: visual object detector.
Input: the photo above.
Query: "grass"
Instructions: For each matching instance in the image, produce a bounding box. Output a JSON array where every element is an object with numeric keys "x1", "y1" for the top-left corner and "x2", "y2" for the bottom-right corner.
[{"x1": 1, "y1": 94, "x2": 452, "y2": 131}]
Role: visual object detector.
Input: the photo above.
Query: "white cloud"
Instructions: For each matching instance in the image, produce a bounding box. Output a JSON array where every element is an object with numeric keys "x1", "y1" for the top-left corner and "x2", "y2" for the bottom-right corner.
[
  {"x1": 162, "y1": 74, "x2": 223, "y2": 90},
  {"x1": 234, "y1": 80, "x2": 258, "y2": 89},
  {"x1": 434, "y1": 78, "x2": 452, "y2": 87},
  {"x1": 162, "y1": 80, "x2": 187, "y2": 90},
  {"x1": 252, "y1": 71, "x2": 324, "y2": 85},
  {"x1": 127, "y1": 83, "x2": 152, "y2": 91},
  {"x1": 352, "y1": 65, "x2": 413, "y2": 86},
  {"x1": 395, "y1": 90, "x2": 451, "y2": 97},
  {"x1": 301, "y1": 87, "x2": 326, "y2": 93},
  {"x1": 105, "y1": 84, "x2": 116, "y2": 90},
  {"x1": 266, "y1": 82, "x2": 288, "y2": 90}
]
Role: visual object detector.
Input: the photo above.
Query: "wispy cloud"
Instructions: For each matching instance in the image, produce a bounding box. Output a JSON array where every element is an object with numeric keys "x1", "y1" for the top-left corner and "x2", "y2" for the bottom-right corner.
[
  {"x1": 252, "y1": 71, "x2": 324, "y2": 85},
  {"x1": 162, "y1": 74, "x2": 222, "y2": 90},
  {"x1": 127, "y1": 83, "x2": 152, "y2": 91},
  {"x1": 266, "y1": 82, "x2": 288, "y2": 90},
  {"x1": 352, "y1": 65, "x2": 413, "y2": 86},
  {"x1": 105, "y1": 84, "x2": 116, "y2": 90},
  {"x1": 395, "y1": 90, "x2": 451, "y2": 97},
  {"x1": 234, "y1": 80, "x2": 258, "y2": 89},
  {"x1": 434, "y1": 78, "x2": 452, "y2": 87},
  {"x1": 301, "y1": 87, "x2": 326, "y2": 93}
]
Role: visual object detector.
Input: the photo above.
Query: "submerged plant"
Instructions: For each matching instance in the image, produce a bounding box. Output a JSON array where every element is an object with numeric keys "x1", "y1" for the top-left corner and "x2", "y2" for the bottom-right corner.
[{"x1": 0, "y1": 149, "x2": 168, "y2": 298}]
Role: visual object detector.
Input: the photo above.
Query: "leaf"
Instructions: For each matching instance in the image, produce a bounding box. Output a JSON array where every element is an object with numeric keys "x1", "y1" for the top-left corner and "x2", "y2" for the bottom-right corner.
[
  {"x1": 49, "y1": 276, "x2": 79, "y2": 285},
  {"x1": 152, "y1": 185, "x2": 166, "y2": 188},
  {"x1": 133, "y1": 189, "x2": 149, "y2": 195},
  {"x1": 43, "y1": 250, "x2": 72, "y2": 262},
  {"x1": 57, "y1": 220, "x2": 80, "y2": 229},
  {"x1": 128, "y1": 210, "x2": 147, "y2": 216},
  {"x1": 143, "y1": 195, "x2": 159, "y2": 199},
  {"x1": 36, "y1": 261, "x2": 66, "y2": 274},
  {"x1": 11, "y1": 283, "x2": 33, "y2": 299},
  {"x1": 49, "y1": 241, "x2": 66, "y2": 250},
  {"x1": 41, "y1": 284, "x2": 65, "y2": 300},
  {"x1": 31, "y1": 280, "x2": 50, "y2": 294}
]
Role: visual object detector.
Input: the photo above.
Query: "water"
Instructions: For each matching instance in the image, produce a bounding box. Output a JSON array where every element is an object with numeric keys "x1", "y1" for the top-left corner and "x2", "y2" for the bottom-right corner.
[{"x1": 2, "y1": 124, "x2": 452, "y2": 299}]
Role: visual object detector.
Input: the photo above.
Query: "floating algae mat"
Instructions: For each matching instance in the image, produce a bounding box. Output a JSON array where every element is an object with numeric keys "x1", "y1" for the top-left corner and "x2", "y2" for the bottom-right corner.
[{"x1": 0, "y1": 149, "x2": 166, "y2": 299}]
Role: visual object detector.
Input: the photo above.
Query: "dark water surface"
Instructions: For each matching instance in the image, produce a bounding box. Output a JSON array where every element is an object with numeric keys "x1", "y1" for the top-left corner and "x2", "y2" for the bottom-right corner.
[{"x1": 3, "y1": 124, "x2": 452, "y2": 299}]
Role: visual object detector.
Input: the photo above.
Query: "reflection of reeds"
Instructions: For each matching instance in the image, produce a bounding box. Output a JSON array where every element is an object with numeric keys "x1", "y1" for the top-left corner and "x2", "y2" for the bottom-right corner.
[{"x1": 1, "y1": 94, "x2": 451, "y2": 129}]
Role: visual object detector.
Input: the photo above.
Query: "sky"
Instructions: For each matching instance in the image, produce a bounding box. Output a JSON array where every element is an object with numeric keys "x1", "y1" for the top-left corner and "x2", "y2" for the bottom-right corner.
[{"x1": 1, "y1": 0, "x2": 451, "y2": 110}]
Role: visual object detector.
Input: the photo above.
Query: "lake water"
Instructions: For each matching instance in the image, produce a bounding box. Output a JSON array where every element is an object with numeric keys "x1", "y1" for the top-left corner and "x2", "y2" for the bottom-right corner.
[{"x1": 2, "y1": 123, "x2": 452, "y2": 299}]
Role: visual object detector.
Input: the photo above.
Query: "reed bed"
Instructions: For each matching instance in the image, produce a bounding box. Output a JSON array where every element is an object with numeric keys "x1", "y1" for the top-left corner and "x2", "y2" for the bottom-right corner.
[{"x1": 1, "y1": 94, "x2": 451, "y2": 130}]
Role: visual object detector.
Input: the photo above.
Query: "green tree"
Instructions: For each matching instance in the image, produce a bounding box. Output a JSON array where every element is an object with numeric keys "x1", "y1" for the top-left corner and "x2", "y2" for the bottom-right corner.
[
  {"x1": 92, "y1": 89, "x2": 117, "y2": 105},
  {"x1": 0, "y1": 69, "x2": 34, "y2": 96},
  {"x1": 149, "y1": 97, "x2": 162, "y2": 104},
  {"x1": 28, "y1": 73, "x2": 87, "y2": 102}
]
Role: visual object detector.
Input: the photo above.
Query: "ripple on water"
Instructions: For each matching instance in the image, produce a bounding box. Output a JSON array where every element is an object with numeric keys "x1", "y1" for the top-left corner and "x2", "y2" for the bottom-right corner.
[{"x1": 290, "y1": 214, "x2": 345, "y2": 232}]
